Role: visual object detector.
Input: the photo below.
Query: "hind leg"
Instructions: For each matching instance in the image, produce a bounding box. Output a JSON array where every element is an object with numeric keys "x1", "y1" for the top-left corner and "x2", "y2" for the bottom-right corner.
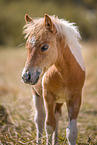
[
  {"x1": 32, "y1": 89, "x2": 45, "y2": 144},
  {"x1": 66, "y1": 92, "x2": 81, "y2": 145}
]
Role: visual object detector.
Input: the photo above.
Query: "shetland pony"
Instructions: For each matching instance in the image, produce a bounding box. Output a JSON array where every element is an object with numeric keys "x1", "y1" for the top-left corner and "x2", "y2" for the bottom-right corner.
[{"x1": 22, "y1": 14, "x2": 85, "y2": 145}]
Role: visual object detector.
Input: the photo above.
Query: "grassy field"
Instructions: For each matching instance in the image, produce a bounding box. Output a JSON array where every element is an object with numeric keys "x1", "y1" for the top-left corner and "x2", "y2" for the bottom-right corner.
[{"x1": 0, "y1": 42, "x2": 97, "y2": 144}]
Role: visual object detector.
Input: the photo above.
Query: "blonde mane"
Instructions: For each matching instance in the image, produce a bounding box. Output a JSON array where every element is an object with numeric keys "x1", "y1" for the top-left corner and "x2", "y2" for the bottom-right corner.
[{"x1": 23, "y1": 15, "x2": 85, "y2": 71}]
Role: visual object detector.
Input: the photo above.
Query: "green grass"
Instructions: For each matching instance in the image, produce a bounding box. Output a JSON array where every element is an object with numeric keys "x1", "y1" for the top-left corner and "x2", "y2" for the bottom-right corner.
[{"x1": 0, "y1": 42, "x2": 97, "y2": 144}]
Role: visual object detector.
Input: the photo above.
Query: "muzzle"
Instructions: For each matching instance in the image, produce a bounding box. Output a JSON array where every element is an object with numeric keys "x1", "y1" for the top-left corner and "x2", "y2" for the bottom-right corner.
[{"x1": 22, "y1": 68, "x2": 41, "y2": 85}]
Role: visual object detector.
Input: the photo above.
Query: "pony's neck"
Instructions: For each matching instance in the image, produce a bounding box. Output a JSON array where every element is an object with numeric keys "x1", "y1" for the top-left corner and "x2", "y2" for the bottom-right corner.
[
  {"x1": 55, "y1": 41, "x2": 70, "y2": 77},
  {"x1": 55, "y1": 42, "x2": 82, "y2": 78}
]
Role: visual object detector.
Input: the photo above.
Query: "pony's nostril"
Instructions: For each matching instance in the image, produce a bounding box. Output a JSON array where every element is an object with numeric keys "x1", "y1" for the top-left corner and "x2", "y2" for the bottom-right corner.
[
  {"x1": 22, "y1": 72, "x2": 31, "y2": 82},
  {"x1": 27, "y1": 73, "x2": 31, "y2": 81}
]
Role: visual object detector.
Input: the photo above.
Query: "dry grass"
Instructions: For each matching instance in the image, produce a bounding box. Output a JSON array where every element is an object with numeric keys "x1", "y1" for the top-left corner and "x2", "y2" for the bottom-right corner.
[{"x1": 0, "y1": 42, "x2": 97, "y2": 144}]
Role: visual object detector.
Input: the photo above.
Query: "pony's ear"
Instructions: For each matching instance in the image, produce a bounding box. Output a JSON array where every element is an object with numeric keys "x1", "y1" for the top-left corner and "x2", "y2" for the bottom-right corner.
[
  {"x1": 25, "y1": 14, "x2": 33, "y2": 23},
  {"x1": 44, "y1": 14, "x2": 56, "y2": 34}
]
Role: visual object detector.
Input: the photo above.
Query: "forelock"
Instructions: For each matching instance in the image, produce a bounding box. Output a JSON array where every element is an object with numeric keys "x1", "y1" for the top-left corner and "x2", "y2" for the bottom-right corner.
[{"x1": 23, "y1": 18, "x2": 44, "y2": 39}]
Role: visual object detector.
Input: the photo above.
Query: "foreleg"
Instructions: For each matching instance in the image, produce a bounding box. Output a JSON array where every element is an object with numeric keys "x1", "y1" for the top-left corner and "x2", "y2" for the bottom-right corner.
[
  {"x1": 53, "y1": 103, "x2": 63, "y2": 145},
  {"x1": 66, "y1": 92, "x2": 81, "y2": 145},
  {"x1": 44, "y1": 91, "x2": 56, "y2": 145},
  {"x1": 33, "y1": 89, "x2": 45, "y2": 144}
]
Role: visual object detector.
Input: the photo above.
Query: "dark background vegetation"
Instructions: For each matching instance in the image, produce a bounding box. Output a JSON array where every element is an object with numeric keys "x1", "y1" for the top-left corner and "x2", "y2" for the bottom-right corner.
[{"x1": 0, "y1": 0, "x2": 97, "y2": 46}]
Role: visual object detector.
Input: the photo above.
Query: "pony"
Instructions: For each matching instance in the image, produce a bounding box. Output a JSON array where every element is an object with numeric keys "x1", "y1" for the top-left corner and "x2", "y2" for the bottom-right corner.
[{"x1": 22, "y1": 14, "x2": 85, "y2": 145}]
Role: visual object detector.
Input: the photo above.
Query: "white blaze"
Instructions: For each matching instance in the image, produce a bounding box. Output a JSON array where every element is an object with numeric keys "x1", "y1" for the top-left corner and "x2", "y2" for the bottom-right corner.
[{"x1": 29, "y1": 36, "x2": 36, "y2": 46}]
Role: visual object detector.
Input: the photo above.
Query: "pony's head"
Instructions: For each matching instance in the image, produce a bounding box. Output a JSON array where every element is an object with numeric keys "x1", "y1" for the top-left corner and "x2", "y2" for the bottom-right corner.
[
  {"x1": 22, "y1": 14, "x2": 82, "y2": 85},
  {"x1": 22, "y1": 14, "x2": 59, "y2": 85}
]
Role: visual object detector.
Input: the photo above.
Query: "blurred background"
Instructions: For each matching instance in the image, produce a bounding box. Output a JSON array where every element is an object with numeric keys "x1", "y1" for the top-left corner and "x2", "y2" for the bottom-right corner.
[
  {"x1": 0, "y1": 0, "x2": 97, "y2": 46},
  {"x1": 0, "y1": 0, "x2": 97, "y2": 144}
]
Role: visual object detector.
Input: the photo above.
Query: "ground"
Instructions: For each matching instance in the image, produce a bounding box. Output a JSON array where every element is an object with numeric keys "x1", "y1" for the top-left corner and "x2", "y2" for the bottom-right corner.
[{"x1": 0, "y1": 42, "x2": 97, "y2": 144}]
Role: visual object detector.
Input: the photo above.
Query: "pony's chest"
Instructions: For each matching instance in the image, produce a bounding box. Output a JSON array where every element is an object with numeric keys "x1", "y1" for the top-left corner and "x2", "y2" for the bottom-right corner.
[{"x1": 54, "y1": 87, "x2": 70, "y2": 103}]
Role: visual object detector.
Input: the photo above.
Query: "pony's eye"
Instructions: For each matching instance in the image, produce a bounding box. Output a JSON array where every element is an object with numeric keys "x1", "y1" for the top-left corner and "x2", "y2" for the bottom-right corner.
[{"x1": 41, "y1": 44, "x2": 49, "y2": 52}]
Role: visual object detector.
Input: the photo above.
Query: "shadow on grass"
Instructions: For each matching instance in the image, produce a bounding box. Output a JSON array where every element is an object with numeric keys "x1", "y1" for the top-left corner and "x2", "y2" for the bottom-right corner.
[
  {"x1": 78, "y1": 143, "x2": 89, "y2": 145},
  {"x1": 85, "y1": 110, "x2": 97, "y2": 116},
  {"x1": 78, "y1": 143, "x2": 97, "y2": 145}
]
